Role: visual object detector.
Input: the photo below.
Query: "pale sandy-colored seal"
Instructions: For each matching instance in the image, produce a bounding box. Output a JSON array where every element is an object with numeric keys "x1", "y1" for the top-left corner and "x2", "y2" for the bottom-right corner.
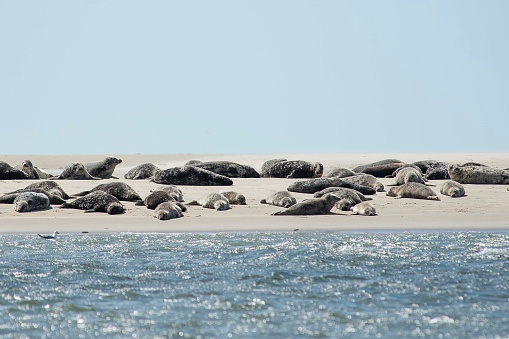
[
  {"x1": 0, "y1": 188, "x2": 65, "y2": 205},
  {"x1": 287, "y1": 177, "x2": 376, "y2": 195},
  {"x1": 184, "y1": 161, "x2": 260, "y2": 178},
  {"x1": 135, "y1": 191, "x2": 187, "y2": 212},
  {"x1": 260, "y1": 191, "x2": 297, "y2": 208},
  {"x1": 351, "y1": 202, "x2": 377, "y2": 216},
  {"x1": 341, "y1": 174, "x2": 385, "y2": 192},
  {"x1": 440, "y1": 180, "x2": 466, "y2": 198},
  {"x1": 124, "y1": 163, "x2": 160, "y2": 180},
  {"x1": 187, "y1": 192, "x2": 231, "y2": 211},
  {"x1": 386, "y1": 182, "x2": 440, "y2": 201},
  {"x1": 60, "y1": 191, "x2": 125, "y2": 214},
  {"x1": 50, "y1": 163, "x2": 102, "y2": 180},
  {"x1": 388, "y1": 167, "x2": 427, "y2": 186},
  {"x1": 322, "y1": 167, "x2": 357, "y2": 178},
  {"x1": 272, "y1": 193, "x2": 342, "y2": 216},
  {"x1": 72, "y1": 182, "x2": 142, "y2": 202},
  {"x1": 220, "y1": 191, "x2": 247, "y2": 205},
  {"x1": 151, "y1": 166, "x2": 233, "y2": 186},
  {"x1": 13, "y1": 192, "x2": 50, "y2": 212},
  {"x1": 0, "y1": 161, "x2": 29, "y2": 180},
  {"x1": 154, "y1": 202, "x2": 184, "y2": 220},
  {"x1": 84, "y1": 156, "x2": 123, "y2": 179},
  {"x1": 152, "y1": 185, "x2": 184, "y2": 202},
  {"x1": 353, "y1": 159, "x2": 407, "y2": 178},
  {"x1": 448, "y1": 164, "x2": 509, "y2": 184},
  {"x1": 261, "y1": 159, "x2": 323, "y2": 178},
  {"x1": 5, "y1": 181, "x2": 71, "y2": 200}
]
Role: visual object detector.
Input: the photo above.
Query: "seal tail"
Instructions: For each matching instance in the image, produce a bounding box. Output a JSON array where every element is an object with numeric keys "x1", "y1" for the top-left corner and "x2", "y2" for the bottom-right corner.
[{"x1": 260, "y1": 199, "x2": 267, "y2": 204}]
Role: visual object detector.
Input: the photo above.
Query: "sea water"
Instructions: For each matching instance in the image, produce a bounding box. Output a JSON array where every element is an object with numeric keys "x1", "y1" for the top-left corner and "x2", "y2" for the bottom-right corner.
[{"x1": 1, "y1": 231, "x2": 508, "y2": 338}]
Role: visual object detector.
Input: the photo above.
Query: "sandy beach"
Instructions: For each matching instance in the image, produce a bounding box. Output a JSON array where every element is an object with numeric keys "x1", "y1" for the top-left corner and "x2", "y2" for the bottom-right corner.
[{"x1": 1, "y1": 153, "x2": 508, "y2": 234}]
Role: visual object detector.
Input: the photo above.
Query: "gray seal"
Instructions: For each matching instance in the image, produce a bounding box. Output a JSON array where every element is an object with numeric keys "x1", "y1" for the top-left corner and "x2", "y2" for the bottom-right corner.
[
  {"x1": 60, "y1": 191, "x2": 125, "y2": 214},
  {"x1": 322, "y1": 167, "x2": 357, "y2": 178},
  {"x1": 15, "y1": 160, "x2": 40, "y2": 179},
  {"x1": 353, "y1": 159, "x2": 406, "y2": 178},
  {"x1": 351, "y1": 202, "x2": 377, "y2": 216},
  {"x1": 154, "y1": 202, "x2": 184, "y2": 220},
  {"x1": 313, "y1": 187, "x2": 371, "y2": 211},
  {"x1": 341, "y1": 174, "x2": 385, "y2": 192},
  {"x1": 389, "y1": 167, "x2": 427, "y2": 186},
  {"x1": 0, "y1": 161, "x2": 29, "y2": 180},
  {"x1": 188, "y1": 192, "x2": 230, "y2": 211},
  {"x1": 13, "y1": 192, "x2": 50, "y2": 212},
  {"x1": 51, "y1": 163, "x2": 102, "y2": 180},
  {"x1": 151, "y1": 166, "x2": 233, "y2": 186},
  {"x1": 261, "y1": 159, "x2": 323, "y2": 178},
  {"x1": 221, "y1": 191, "x2": 247, "y2": 205},
  {"x1": 260, "y1": 191, "x2": 297, "y2": 208},
  {"x1": 440, "y1": 180, "x2": 466, "y2": 198},
  {"x1": 72, "y1": 182, "x2": 142, "y2": 202},
  {"x1": 272, "y1": 193, "x2": 342, "y2": 216},
  {"x1": 0, "y1": 188, "x2": 65, "y2": 205},
  {"x1": 184, "y1": 161, "x2": 260, "y2": 178},
  {"x1": 135, "y1": 191, "x2": 187, "y2": 212},
  {"x1": 386, "y1": 182, "x2": 440, "y2": 201},
  {"x1": 448, "y1": 164, "x2": 509, "y2": 184},
  {"x1": 152, "y1": 185, "x2": 184, "y2": 202},
  {"x1": 124, "y1": 163, "x2": 160, "y2": 180},
  {"x1": 84, "y1": 156, "x2": 122, "y2": 179},
  {"x1": 287, "y1": 177, "x2": 376, "y2": 195},
  {"x1": 5, "y1": 181, "x2": 71, "y2": 200}
]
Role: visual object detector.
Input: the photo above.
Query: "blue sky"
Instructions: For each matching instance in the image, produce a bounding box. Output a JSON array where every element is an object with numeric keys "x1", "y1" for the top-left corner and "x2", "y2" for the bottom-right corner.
[{"x1": 1, "y1": 1, "x2": 508, "y2": 155}]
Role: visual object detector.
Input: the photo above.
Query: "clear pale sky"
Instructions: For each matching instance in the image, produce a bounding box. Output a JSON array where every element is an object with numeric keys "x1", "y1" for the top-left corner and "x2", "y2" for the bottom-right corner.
[{"x1": 1, "y1": 1, "x2": 508, "y2": 155}]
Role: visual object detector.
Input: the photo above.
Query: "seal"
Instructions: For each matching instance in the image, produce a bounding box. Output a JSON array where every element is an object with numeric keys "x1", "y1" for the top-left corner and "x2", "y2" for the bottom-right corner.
[
  {"x1": 322, "y1": 167, "x2": 357, "y2": 178},
  {"x1": 13, "y1": 192, "x2": 50, "y2": 212},
  {"x1": 0, "y1": 161, "x2": 29, "y2": 180},
  {"x1": 72, "y1": 182, "x2": 142, "y2": 202},
  {"x1": 261, "y1": 159, "x2": 323, "y2": 178},
  {"x1": 287, "y1": 177, "x2": 376, "y2": 195},
  {"x1": 151, "y1": 166, "x2": 233, "y2": 186},
  {"x1": 424, "y1": 162, "x2": 450, "y2": 180},
  {"x1": 124, "y1": 163, "x2": 160, "y2": 180},
  {"x1": 313, "y1": 187, "x2": 371, "y2": 202},
  {"x1": 440, "y1": 180, "x2": 466, "y2": 198},
  {"x1": 0, "y1": 188, "x2": 65, "y2": 205},
  {"x1": 260, "y1": 191, "x2": 297, "y2": 208},
  {"x1": 154, "y1": 202, "x2": 184, "y2": 220},
  {"x1": 260, "y1": 159, "x2": 287, "y2": 177},
  {"x1": 389, "y1": 167, "x2": 427, "y2": 186},
  {"x1": 15, "y1": 160, "x2": 40, "y2": 179},
  {"x1": 351, "y1": 202, "x2": 377, "y2": 216},
  {"x1": 84, "y1": 156, "x2": 122, "y2": 179},
  {"x1": 386, "y1": 182, "x2": 440, "y2": 201},
  {"x1": 448, "y1": 164, "x2": 509, "y2": 184},
  {"x1": 341, "y1": 174, "x2": 385, "y2": 192},
  {"x1": 187, "y1": 192, "x2": 230, "y2": 211},
  {"x1": 272, "y1": 193, "x2": 342, "y2": 216},
  {"x1": 353, "y1": 159, "x2": 406, "y2": 178},
  {"x1": 152, "y1": 185, "x2": 184, "y2": 202},
  {"x1": 184, "y1": 161, "x2": 260, "y2": 178},
  {"x1": 60, "y1": 191, "x2": 125, "y2": 214},
  {"x1": 220, "y1": 191, "x2": 246, "y2": 205},
  {"x1": 50, "y1": 162, "x2": 102, "y2": 180},
  {"x1": 5, "y1": 181, "x2": 71, "y2": 200},
  {"x1": 135, "y1": 191, "x2": 187, "y2": 212}
]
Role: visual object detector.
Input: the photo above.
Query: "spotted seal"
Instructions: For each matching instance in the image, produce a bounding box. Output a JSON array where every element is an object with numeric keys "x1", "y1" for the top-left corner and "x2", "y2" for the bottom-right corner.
[
  {"x1": 272, "y1": 193, "x2": 342, "y2": 216},
  {"x1": 220, "y1": 191, "x2": 247, "y2": 205},
  {"x1": 287, "y1": 177, "x2": 376, "y2": 195},
  {"x1": 151, "y1": 166, "x2": 233, "y2": 186},
  {"x1": 50, "y1": 163, "x2": 102, "y2": 180},
  {"x1": 440, "y1": 180, "x2": 466, "y2": 198},
  {"x1": 72, "y1": 182, "x2": 142, "y2": 201},
  {"x1": 154, "y1": 202, "x2": 184, "y2": 220},
  {"x1": 0, "y1": 188, "x2": 65, "y2": 205},
  {"x1": 60, "y1": 191, "x2": 125, "y2": 214},
  {"x1": 135, "y1": 191, "x2": 187, "y2": 212},
  {"x1": 152, "y1": 185, "x2": 184, "y2": 202},
  {"x1": 184, "y1": 161, "x2": 260, "y2": 178},
  {"x1": 260, "y1": 191, "x2": 297, "y2": 208},
  {"x1": 84, "y1": 156, "x2": 122, "y2": 179},
  {"x1": 351, "y1": 202, "x2": 377, "y2": 216},
  {"x1": 386, "y1": 182, "x2": 440, "y2": 201},
  {"x1": 353, "y1": 159, "x2": 406, "y2": 178},
  {"x1": 341, "y1": 174, "x2": 385, "y2": 192},
  {"x1": 13, "y1": 192, "x2": 50, "y2": 212},
  {"x1": 0, "y1": 161, "x2": 29, "y2": 180},
  {"x1": 187, "y1": 192, "x2": 230, "y2": 211},
  {"x1": 448, "y1": 164, "x2": 509, "y2": 185},
  {"x1": 124, "y1": 163, "x2": 160, "y2": 180},
  {"x1": 5, "y1": 181, "x2": 71, "y2": 200},
  {"x1": 261, "y1": 159, "x2": 323, "y2": 178}
]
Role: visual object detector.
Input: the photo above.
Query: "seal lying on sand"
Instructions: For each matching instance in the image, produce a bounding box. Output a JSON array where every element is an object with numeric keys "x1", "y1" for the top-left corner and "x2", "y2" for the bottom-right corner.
[
  {"x1": 386, "y1": 182, "x2": 440, "y2": 201},
  {"x1": 313, "y1": 187, "x2": 371, "y2": 201},
  {"x1": 184, "y1": 161, "x2": 260, "y2": 178},
  {"x1": 5, "y1": 181, "x2": 71, "y2": 200},
  {"x1": 135, "y1": 191, "x2": 187, "y2": 212},
  {"x1": 152, "y1": 185, "x2": 184, "y2": 202},
  {"x1": 341, "y1": 174, "x2": 384, "y2": 192},
  {"x1": 272, "y1": 193, "x2": 341, "y2": 216},
  {"x1": 351, "y1": 202, "x2": 377, "y2": 216},
  {"x1": 0, "y1": 161, "x2": 29, "y2": 180},
  {"x1": 440, "y1": 181, "x2": 466, "y2": 198},
  {"x1": 73, "y1": 182, "x2": 142, "y2": 202},
  {"x1": 124, "y1": 163, "x2": 160, "y2": 180},
  {"x1": 151, "y1": 166, "x2": 233, "y2": 186},
  {"x1": 84, "y1": 156, "x2": 122, "y2": 179},
  {"x1": 13, "y1": 192, "x2": 50, "y2": 212},
  {"x1": 60, "y1": 191, "x2": 125, "y2": 214},
  {"x1": 322, "y1": 167, "x2": 357, "y2": 178},
  {"x1": 260, "y1": 191, "x2": 297, "y2": 208},
  {"x1": 353, "y1": 159, "x2": 406, "y2": 178},
  {"x1": 287, "y1": 177, "x2": 376, "y2": 195},
  {"x1": 261, "y1": 159, "x2": 323, "y2": 178},
  {"x1": 0, "y1": 188, "x2": 66, "y2": 205},
  {"x1": 448, "y1": 164, "x2": 509, "y2": 184},
  {"x1": 388, "y1": 167, "x2": 427, "y2": 186},
  {"x1": 15, "y1": 160, "x2": 40, "y2": 179},
  {"x1": 220, "y1": 191, "x2": 247, "y2": 205},
  {"x1": 413, "y1": 160, "x2": 450, "y2": 180},
  {"x1": 187, "y1": 192, "x2": 230, "y2": 211},
  {"x1": 154, "y1": 202, "x2": 184, "y2": 220},
  {"x1": 50, "y1": 163, "x2": 102, "y2": 180}
]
